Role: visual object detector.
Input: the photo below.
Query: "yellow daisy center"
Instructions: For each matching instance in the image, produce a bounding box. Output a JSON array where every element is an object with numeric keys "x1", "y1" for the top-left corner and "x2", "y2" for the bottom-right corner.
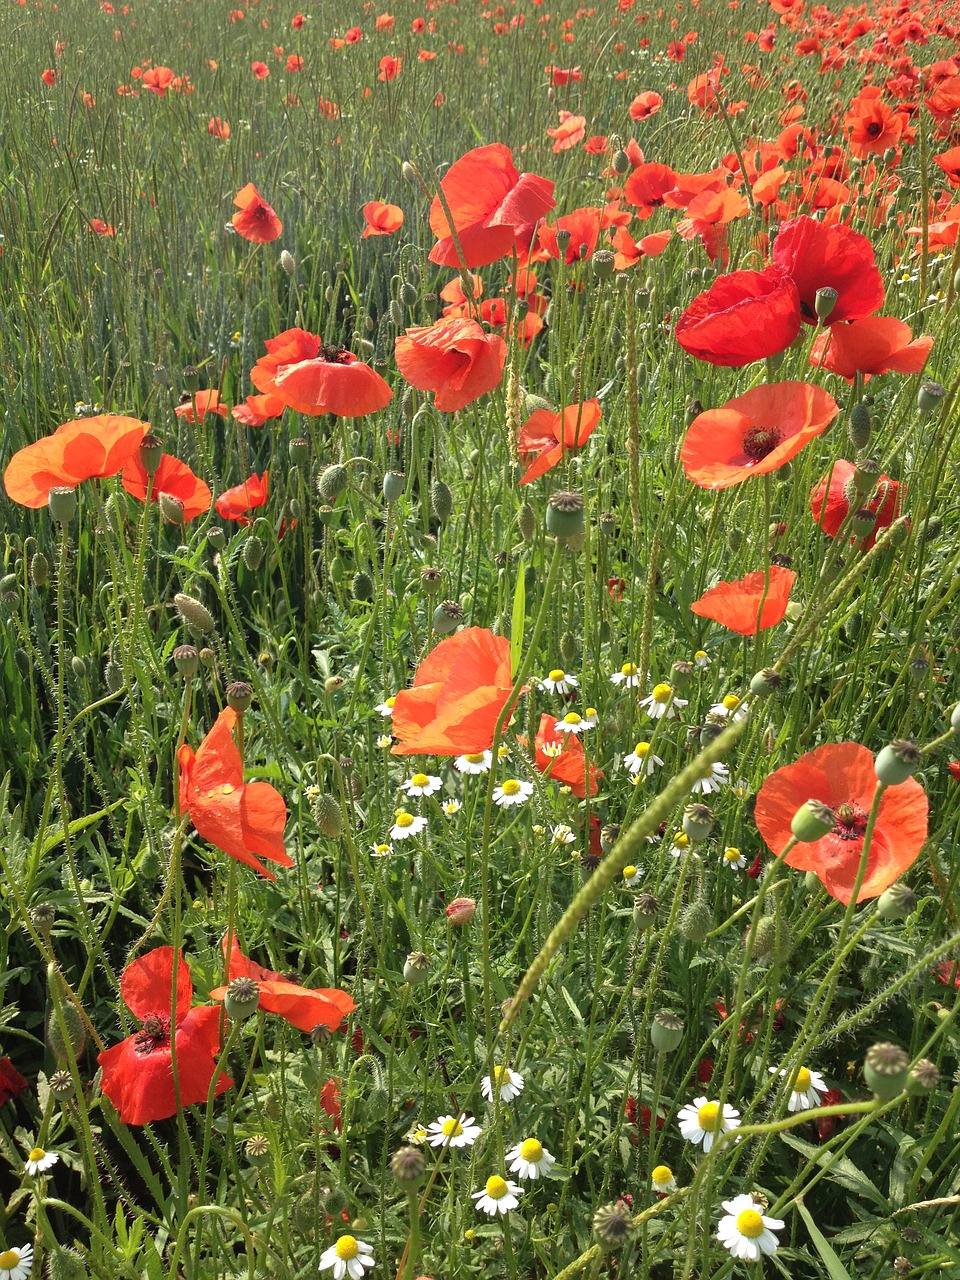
[
  {"x1": 385, "y1": 696, "x2": 396, "y2": 708},
  {"x1": 736, "y1": 1209, "x2": 765, "y2": 1239},
  {"x1": 623, "y1": 865, "x2": 637, "y2": 879},
  {"x1": 651, "y1": 1164, "x2": 673, "y2": 1186},
  {"x1": 492, "y1": 1065, "x2": 508, "y2": 1084},
  {"x1": 411, "y1": 773, "x2": 429, "y2": 787},
  {"x1": 563, "y1": 712, "x2": 582, "y2": 725},
  {"x1": 465, "y1": 753, "x2": 485, "y2": 764},
  {"x1": 672, "y1": 832, "x2": 690, "y2": 849},
  {"x1": 28, "y1": 1147, "x2": 45, "y2": 1161},
  {"x1": 520, "y1": 1138, "x2": 543, "y2": 1162},
  {"x1": 585, "y1": 707, "x2": 597, "y2": 717},
  {"x1": 621, "y1": 662, "x2": 638, "y2": 677},
  {"x1": 722, "y1": 694, "x2": 740, "y2": 711},
  {"x1": 335, "y1": 1236, "x2": 359, "y2": 1260},
  {"x1": 792, "y1": 1066, "x2": 812, "y2": 1092},
  {"x1": 548, "y1": 668, "x2": 565, "y2": 681},
  {"x1": 395, "y1": 811, "x2": 415, "y2": 828},
  {"x1": 441, "y1": 1117, "x2": 463, "y2": 1137},
  {"x1": 0, "y1": 1251, "x2": 19, "y2": 1270},
  {"x1": 634, "y1": 742, "x2": 650, "y2": 756},
  {"x1": 374, "y1": 844, "x2": 390, "y2": 855},
  {"x1": 652, "y1": 682, "x2": 673, "y2": 702},
  {"x1": 695, "y1": 650, "x2": 708, "y2": 661},
  {"x1": 485, "y1": 1175, "x2": 508, "y2": 1198},
  {"x1": 501, "y1": 779, "x2": 521, "y2": 796},
  {"x1": 697, "y1": 1101, "x2": 721, "y2": 1131},
  {"x1": 724, "y1": 847, "x2": 741, "y2": 863}
]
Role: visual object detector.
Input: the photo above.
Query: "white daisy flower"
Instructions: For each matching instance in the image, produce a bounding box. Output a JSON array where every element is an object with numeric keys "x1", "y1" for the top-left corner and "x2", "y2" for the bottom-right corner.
[
  {"x1": 375, "y1": 735, "x2": 393, "y2": 749},
  {"x1": 691, "y1": 761, "x2": 730, "y2": 795},
  {"x1": 402, "y1": 772, "x2": 442, "y2": 798},
  {"x1": 442, "y1": 799, "x2": 462, "y2": 818},
  {"x1": 507, "y1": 1137, "x2": 556, "y2": 1180},
  {"x1": 651, "y1": 1164, "x2": 677, "y2": 1193},
  {"x1": 676, "y1": 1097, "x2": 741, "y2": 1153},
  {"x1": 541, "y1": 668, "x2": 578, "y2": 695},
  {"x1": 24, "y1": 1146, "x2": 59, "y2": 1176},
  {"x1": 0, "y1": 1246, "x2": 34, "y2": 1280},
  {"x1": 610, "y1": 661, "x2": 641, "y2": 687},
  {"x1": 539, "y1": 740, "x2": 563, "y2": 759},
  {"x1": 405, "y1": 1125, "x2": 428, "y2": 1145},
  {"x1": 375, "y1": 697, "x2": 396, "y2": 717},
  {"x1": 716, "y1": 1194, "x2": 784, "y2": 1261},
  {"x1": 709, "y1": 694, "x2": 748, "y2": 722},
  {"x1": 496, "y1": 743, "x2": 511, "y2": 760},
  {"x1": 581, "y1": 706, "x2": 599, "y2": 729},
  {"x1": 455, "y1": 750, "x2": 492, "y2": 774},
  {"x1": 370, "y1": 842, "x2": 393, "y2": 858},
  {"x1": 639, "y1": 682, "x2": 687, "y2": 720},
  {"x1": 555, "y1": 711, "x2": 587, "y2": 735},
  {"x1": 621, "y1": 864, "x2": 642, "y2": 888},
  {"x1": 670, "y1": 831, "x2": 691, "y2": 856},
  {"x1": 426, "y1": 1114, "x2": 482, "y2": 1148},
  {"x1": 551, "y1": 824, "x2": 576, "y2": 845},
  {"x1": 481, "y1": 1065, "x2": 524, "y2": 1104},
  {"x1": 731, "y1": 777, "x2": 752, "y2": 799},
  {"x1": 770, "y1": 1064, "x2": 827, "y2": 1112},
  {"x1": 493, "y1": 778, "x2": 534, "y2": 807},
  {"x1": 721, "y1": 846, "x2": 747, "y2": 871},
  {"x1": 318, "y1": 1234, "x2": 376, "y2": 1280},
  {"x1": 694, "y1": 650, "x2": 711, "y2": 668},
  {"x1": 472, "y1": 1174, "x2": 523, "y2": 1216},
  {"x1": 390, "y1": 811, "x2": 427, "y2": 841},
  {"x1": 623, "y1": 742, "x2": 663, "y2": 776}
]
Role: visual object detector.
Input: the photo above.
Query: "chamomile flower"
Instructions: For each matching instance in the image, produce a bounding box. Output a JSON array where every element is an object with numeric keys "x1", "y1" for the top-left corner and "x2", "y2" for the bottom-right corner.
[
  {"x1": 24, "y1": 1146, "x2": 59, "y2": 1176},
  {"x1": 402, "y1": 772, "x2": 442, "y2": 798},
  {"x1": 497, "y1": 743, "x2": 511, "y2": 760},
  {"x1": 455, "y1": 750, "x2": 492, "y2": 774},
  {"x1": 442, "y1": 799, "x2": 462, "y2": 818},
  {"x1": 318, "y1": 1234, "x2": 376, "y2": 1280},
  {"x1": 507, "y1": 1137, "x2": 556, "y2": 1180},
  {"x1": 493, "y1": 778, "x2": 534, "y2": 807},
  {"x1": 581, "y1": 706, "x2": 599, "y2": 729},
  {"x1": 0, "y1": 1246, "x2": 32, "y2": 1280},
  {"x1": 694, "y1": 650, "x2": 711, "y2": 668},
  {"x1": 375, "y1": 696, "x2": 397, "y2": 717},
  {"x1": 731, "y1": 777, "x2": 752, "y2": 799},
  {"x1": 639, "y1": 682, "x2": 688, "y2": 719},
  {"x1": 405, "y1": 1124, "x2": 428, "y2": 1145},
  {"x1": 716, "y1": 1195, "x2": 784, "y2": 1261},
  {"x1": 481, "y1": 1065, "x2": 524, "y2": 1103},
  {"x1": 691, "y1": 761, "x2": 730, "y2": 795},
  {"x1": 472, "y1": 1174, "x2": 523, "y2": 1216},
  {"x1": 623, "y1": 742, "x2": 663, "y2": 776},
  {"x1": 370, "y1": 842, "x2": 393, "y2": 858},
  {"x1": 670, "y1": 831, "x2": 691, "y2": 856},
  {"x1": 376, "y1": 735, "x2": 393, "y2": 749},
  {"x1": 622, "y1": 864, "x2": 642, "y2": 888},
  {"x1": 610, "y1": 661, "x2": 641, "y2": 687},
  {"x1": 709, "y1": 694, "x2": 748, "y2": 722},
  {"x1": 556, "y1": 711, "x2": 587, "y2": 735},
  {"x1": 721, "y1": 846, "x2": 747, "y2": 871},
  {"x1": 677, "y1": 1097, "x2": 741, "y2": 1153},
  {"x1": 541, "y1": 668, "x2": 579, "y2": 695},
  {"x1": 391, "y1": 811, "x2": 427, "y2": 841},
  {"x1": 426, "y1": 1114, "x2": 482, "y2": 1148},
  {"x1": 651, "y1": 1164, "x2": 677, "y2": 1194},
  {"x1": 551, "y1": 823, "x2": 576, "y2": 845},
  {"x1": 770, "y1": 1064, "x2": 827, "y2": 1112}
]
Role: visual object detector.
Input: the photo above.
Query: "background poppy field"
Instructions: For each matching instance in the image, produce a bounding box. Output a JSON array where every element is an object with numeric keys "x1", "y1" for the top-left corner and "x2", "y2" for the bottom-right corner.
[{"x1": 0, "y1": 0, "x2": 959, "y2": 1277}]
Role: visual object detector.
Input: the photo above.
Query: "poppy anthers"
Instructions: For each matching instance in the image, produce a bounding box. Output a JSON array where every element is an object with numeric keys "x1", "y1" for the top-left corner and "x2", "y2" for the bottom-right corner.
[
  {"x1": 210, "y1": 937, "x2": 355, "y2": 1032},
  {"x1": 691, "y1": 566, "x2": 796, "y2": 635},
  {"x1": 754, "y1": 742, "x2": 928, "y2": 903},
  {"x1": 232, "y1": 182, "x2": 283, "y2": 243}
]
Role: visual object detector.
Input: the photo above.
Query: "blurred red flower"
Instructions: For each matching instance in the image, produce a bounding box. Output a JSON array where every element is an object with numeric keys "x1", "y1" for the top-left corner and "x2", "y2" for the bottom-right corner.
[
  {"x1": 691, "y1": 565, "x2": 796, "y2": 635},
  {"x1": 675, "y1": 266, "x2": 801, "y2": 366},
  {"x1": 517, "y1": 400, "x2": 601, "y2": 484},
  {"x1": 41, "y1": 68, "x2": 58, "y2": 86},
  {"x1": 394, "y1": 317, "x2": 506, "y2": 412},
  {"x1": 629, "y1": 90, "x2": 662, "y2": 120},
  {"x1": 0, "y1": 1057, "x2": 28, "y2": 1106},
  {"x1": 362, "y1": 201, "x2": 404, "y2": 237},
  {"x1": 251, "y1": 60, "x2": 270, "y2": 78},
  {"x1": 546, "y1": 110, "x2": 586, "y2": 152},
  {"x1": 772, "y1": 215, "x2": 884, "y2": 325},
  {"x1": 378, "y1": 55, "x2": 401, "y2": 81},
  {"x1": 208, "y1": 116, "x2": 230, "y2": 138},
  {"x1": 810, "y1": 317, "x2": 933, "y2": 381},
  {"x1": 142, "y1": 66, "x2": 174, "y2": 96},
  {"x1": 4, "y1": 414, "x2": 148, "y2": 508},
  {"x1": 231, "y1": 182, "x2": 283, "y2": 243},
  {"x1": 210, "y1": 937, "x2": 355, "y2": 1032},
  {"x1": 810, "y1": 459, "x2": 901, "y2": 551},
  {"x1": 215, "y1": 471, "x2": 269, "y2": 525},
  {"x1": 88, "y1": 218, "x2": 117, "y2": 236}
]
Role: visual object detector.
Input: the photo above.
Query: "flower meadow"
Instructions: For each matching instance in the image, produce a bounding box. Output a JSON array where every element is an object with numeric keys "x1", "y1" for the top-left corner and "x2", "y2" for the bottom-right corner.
[{"x1": 1, "y1": 0, "x2": 960, "y2": 1277}]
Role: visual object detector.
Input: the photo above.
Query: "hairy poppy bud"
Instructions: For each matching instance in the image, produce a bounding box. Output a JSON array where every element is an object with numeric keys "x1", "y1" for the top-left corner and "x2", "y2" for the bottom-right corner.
[
  {"x1": 30, "y1": 551, "x2": 50, "y2": 588},
  {"x1": 679, "y1": 900, "x2": 713, "y2": 944},
  {"x1": 310, "y1": 792, "x2": 343, "y2": 838},
  {"x1": 445, "y1": 896, "x2": 476, "y2": 925},
  {"x1": 518, "y1": 502, "x2": 536, "y2": 543},
  {"x1": 847, "y1": 403, "x2": 871, "y2": 451},
  {"x1": 280, "y1": 249, "x2": 296, "y2": 276},
  {"x1": 352, "y1": 571, "x2": 374, "y2": 602},
  {"x1": 174, "y1": 593, "x2": 215, "y2": 633},
  {"x1": 430, "y1": 480, "x2": 453, "y2": 522},
  {"x1": 319, "y1": 464, "x2": 348, "y2": 502}
]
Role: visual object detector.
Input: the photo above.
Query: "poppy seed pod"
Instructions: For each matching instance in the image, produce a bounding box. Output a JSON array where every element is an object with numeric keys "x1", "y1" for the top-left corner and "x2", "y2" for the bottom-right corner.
[
  {"x1": 850, "y1": 508, "x2": 878, "y2": 540},
  {"x1": 814, "y1": 286, "x2": 839, "y2": 322},
  {"x1": 863, "y1": 1042, "x2": 910, "y2": 1099},
  {"x1": 207, "y1": 527, "x2": 226, "y2": 552},
  {"x1": 139, "y1": 434, "x2": 163, "y2": 475},
  {"x1": 876, "y1": 882, "x2": 916, "y2": 920},
  {"x1": 592, "y1": 249, "x2": 615, "y2": 280},
  {"x1": 750, "y1": 667, "x2": 784, "y2": 697},
  {"x1": 403, "y1": 952, "x2": 431, "y2": 987},
  {"x1": 650, "y1": 1011, "x2": 684, "y2": 1053},
  {"x1": 48, "y1": 486, "x2": 77, "y2": 525},
  {"x1": 592, "y1": 1203, "x2": 634, "y2": 1251},
  {"x1": 917, "y1": 380, "x2": 946, "y2": 415},
  {"x1": 181, "y1": 366, "x2": 200, "y2": 393},
  {"x1": 174, "y1": 593, "x2": 216, "y2": 634},
  {"x1": 224, "y1": 976, "x2": 261, "y2": 1020},
  {"x1": 173, "y1": 644, "x2": 199, "y2": 678},
  {"x1": 383, "y1": 471, "x2": 405, "y2": 504},
  {"x1": 682, "y1": 803, "x2": 715, "y2": 843},
  {"x1": 546, "y1": 491, "x2": 585, "y2": 542},
  {"x1": 875, "y1": 739, "x2": 921, "y2": 786},
  {"x1": 432, "y1": 600, "x2": 463, "y2": 635},
  {"x1": 907, "y1": 1058, "x2": 939, "y2": 1095},
  {"x1": 391, "y1": 1145, "x2": 427, "y2": 1187},
  {"x1": 633, "y1": 893, "x2": 659, "y2": 929},
  {"x1": 289, "y1": 437, "x2": 309, "y2": 465},
  {"x1": 791, "y1": 798, "x2": 837, "y2": 842}
]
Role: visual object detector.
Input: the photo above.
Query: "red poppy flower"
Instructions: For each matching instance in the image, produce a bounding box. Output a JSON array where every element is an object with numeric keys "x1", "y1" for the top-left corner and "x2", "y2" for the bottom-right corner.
[
  {"x1": 935, "y1": 960, "x2": 960, "y2": 987},
  {"x1": 394, "y1": 318, "x2": 506, "y2": 412},
  {"x1": 949, "y1": 762, "x2": 960, "y2": 782},
  {"x1": 4, "y1": 414, "x2": 148, "y2": 508},
  {"x1": 174, "y1": 390, "x2": 229, "y2": 423},
  {"x1": 845, "y1": 97, "x2": 903, "y2": 159},
  {"x1": 89, "y1": 218, "x2": 118, "y2": 236},
  {"x1": 231, "y1": 182, "x2": 283, "y2": 244},
  {"x1": 427, "y1": 143, "x2": 555, "y2": 269},
  {"x1": 809, "y1": 459, "x2": 901, "y2": 551},
  {"x1": 178, "y1": 707, "x2": 291, "y2": 879},
  {"x1": 611, "y1": 226, "x2": 671, "y2": 270},
  {"x1": 546, "y1": 110, "x2": 586, "y2": 152},
  {"x1": 935, "y1": 146, "x2": 960, "y2": 189},
  {"x1": 772, "y1": 215, "x2": 884, "y2": 325},
  {"x1": 629, "y1": 90, "x2": 662, "y2": 120},
  {"x1": 691, "y1": 566, "x2": 796, "y2": 635},
  {"x1": 251, "y1": 330, "x2": 392, "y2": 417},
  {"x1": 251, "y1": 60, "x2": 270, "y2": 78},
  {"x1": 0, "y1": 1057, "x2": 28, "y2": 1106},
  {"x1": 533, "y1": 205, "x2": 602, "y2": 264},
  {"x1": 210, "y1": 937, "x2": 355, "y2": 1033},
  {"x1": 390, "y1": 627, "x2": 518, "y2": 756},
  {"x1": 533, "y1": 714, "x2": 601, "y2": 797},
  {"x1": 41, "y1": 68, "x2": 59, "y2": 86},
  {"x1": 97, "y1": 948, "x2": 232, "y2": 1125},
  {"x1": 622, "y1": 162, "x2": 677, "y2": 217},
  {"x1": 378, "y1": 55, "x2": 400, "y2": 81},
  {"x1": 545, "y1": 65, "x2": 582, "y2": 86},
  {"x1": 675, "y1": 266, "x2": 801, "y2": 367},
  {"x1": 681, "y1": 381, "x2": 838, "y2": 489},
  {"x1": 517, "y1": 400, "x2": 602, "y2": 484},
  {"x1": 142, "y1": 66, "x2": 174, "y2": 96},
  {"x1": 121, "y1": 452, "x2": 212, "y2": 523},
  {"x1": 215, "y1": 471, "x2": 269, "y2": 524},
  {"x1": 810, "y1": 317, "x2": 933, "y2": 381},
  {"x1": 231, "y1": 393, "x2": 288, "y2": 427},
  {"x1": 208, "y1": 116, "x2": 230, "y2": 139},
  {"x1": 755, "y1": 742, "x2": 928, "y2": 904},
  {"x1": 362, "y1": 201, "x2": 404, "y2": 237},
  {"x1": 345, "y1": 26, "x2": 362, "y2": 42},
  {"x1": 320, "y1": 1078, "x2": 342, "y2": 1130}
]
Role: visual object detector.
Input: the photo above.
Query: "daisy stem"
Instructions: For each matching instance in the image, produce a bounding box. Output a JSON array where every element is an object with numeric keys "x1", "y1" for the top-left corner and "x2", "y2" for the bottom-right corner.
[{"x1": 502, "y1": 1211, "x2": 518, "y2": 1280}]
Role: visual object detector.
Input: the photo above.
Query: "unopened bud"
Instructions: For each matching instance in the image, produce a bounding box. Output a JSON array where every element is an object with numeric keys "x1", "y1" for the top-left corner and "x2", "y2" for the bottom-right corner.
[
  {"x1": 174, "y1": 593, "x2": 215, "y2": 633},
  {"x1": 280, "y1": 249, "x2": 296, "y2": 276},
  {"x1": 445, "y1": 896, "x2": 476, "y2": 925}
]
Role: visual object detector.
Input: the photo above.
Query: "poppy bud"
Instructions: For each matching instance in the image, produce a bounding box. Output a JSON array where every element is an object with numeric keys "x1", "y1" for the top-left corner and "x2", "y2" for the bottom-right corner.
[
  {"x1": 224, "y1": 976, "x2": 260, "y2": 1020},
  {"x1": 791, "y1": 798, "x2": 836, "y2": 842},
  {"x1": 280, "y1": 249, "x2": 296, "y2": 276},
  {"x1": 403, "y1": 952, "x2": 431, "y2": 987},
  {"x1": 181, "y1": 366, "x2": 200, "y2": 393},
  {"x1": 682, "y1": 803, "x2": 714, "y2": 843},
  {"x1": 650, "y1": 1011, "x2": 684, "y2": 1053},
  {"x1": 546, "y1": 491, "x2": 585, "y2": 542},
  {"x1": 679, "y1": 900, "x2": 713, "y2": 944},
  {"x1": 391, "y1": 1145, "x2": 427, "y2": 1187},
  {"x1": 874, "y1": 739, "x2": 920, "y2": 786},
  {"x1": 432, "y1": 600, "x2": 463, "y2": 635},
  {"x1": 847, "y1": 403, "x2": 871, "y2": 451},
  {"x1": 430, "y1": 480, "x2": 453, "y2": 522},
  {"x1": 242, "y1": 537, "x2": 264, "y2": 570},
  {"x1": 30, "y1": 552, "x2": 50, "y2": 588},
  {"x1": 748, "y1": 913, "x2": 791, "y2": 965},
  {"x1": 592, "y1": 1203, "x2": 634, "y2": 1252},
  {"x1": 174, "y1": 592, "x2": 216, "y2": 633},
  {"x1": 48, "y1": 486, "x2": 77, "y2": 526},
  {"x1": 352, "y1": 571, "x2": 374, "y2": 602},
  {"x1": 814, "y1": 287, "x2": 838, "y2": 323},
  {"x1": 633, "y1": 893, "x2": 659, "y2": 929},
  {"x1": 139, "y1": 434, "x2": 163, "y2": 476},
  {"x1": 612, "y1": 148, "x2": 630, "y2": 174},
  {"x1": 311, "y1": 792, "x2": 343, "y2": 838},
  {"x1": 917, "y1": 380, "x2": 946, "y2": 416},
  {"x1": 383, "y1": 471, "x2": 405, "y2": 504},
  {"x1": 518, "y1": 502, "x2": 536, "y2": 543},
  {"x1": 863, "y1": 1042, "x2": 909, "y2": 1099},
  {"x1": 876, "y1": 882, "x2": 916, "y2": 920},
  {"x1": 173, "y1": 644, "x2": 199, "y2": 677},
  {"x1": 446, "y1": 896, "x2": 476, "y2": 925},
  {"x1": 399, "y1": 281, "x2": 419, "y2": 308},
  {"x1": 319, "y1": 463, "x2": 349, "y2": 503},
  {"x1": 159, "y1": 494, "x2": 185, "y2": 525}
]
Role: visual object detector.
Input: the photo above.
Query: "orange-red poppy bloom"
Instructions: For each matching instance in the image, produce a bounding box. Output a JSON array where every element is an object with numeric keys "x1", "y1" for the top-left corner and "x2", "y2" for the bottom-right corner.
[
  {"x1": 845, "y1": 97, "x2": 903, "y2": 159},
  {"x1": 97, "y1": 948, "x2": 232, "y2": 1125},
  {"x1": 88, "y1": 218, "x2": 118, "y2": 236},
  {"x1": 546, "y1": 110, "x2": 586, "y2": 152},
  {"x1": 623, "y1": 163, "x2": 677, "y2": 217},
  {"x1": 41, "y1": 68, "x2": 58, "y2": 86},
  {"x1": 391, "y1": 627, "x2": 519, "y2": 756},
  {"x1": 809, "y1": 459, "x2": 901, "y2": 551},
  {"x1": 772, "y1": 215, "x2": 884, "y2": 325},
  {"x1": 691, "y1": 566, "x2": 796, "y2": 635},
  {"x1": 215, "y1": 471, "x2": 269, "y2": 524},
  {"x1": 121, "y1": 452, "x2": 212, "y2": 523},
  {"x1": 231, "y1": 182, "x2": 283, "y2": 243},
  {"x1": 517, "y1": 400, "x2": 602, "y2": 484},
  {"x1": 362, "y1": 201, "x2": 404, "y2": 237},
  {"x1": 628, "y1": 90, "x2": 662, "y2": 120},
  {"x1": 231, "y1": 393, "x2": 288, "y2": 427},
  {"x1": 611, "y1": 226, "x2": 671, "y2": 270},
  {"x1": 533, "y1": 205, "x2": 602, "y2": 264},
  {"x1": 810, "y1": 317, "x2": 933, "y2": 381},
  {"x1": 251, "y1": 60, "x2": 270, "y2": 78},
  {"x1": 533, "y1": 714, "x2": 601, "y2": 798},
  {"x1": 250, "y1": 329, "x2": 392, "y2": 417},
  {"x1": 178, "y1": 707, "x2": 291, "y2": 880},
  {"x1": 4, "y1": 414, "x2": 148, "y2": 508},
  {"x1": 208, "y1": 116, "x2": 230, "y2": 138},
  {"x1": 934, "y1": 146, "x2": 960, "y2": 189},
  {"x1": 210, "y1": 937, "x2": 355, "y2": 1033},
  {"x1": 428, "y1": 143, "x2": 555, "y2": 268},
  {"x1": 394, "y1": 318, "x2": 506, "y2": 412},
  {"x1": 681, "y1": 382, "x2": 838, "y2": 489},
  {"x1": 754, "y1": 742, "x2": 928, "y2": 903},
  {"x1": 674, "y1": 266, "x2": 801, "y2": 367},
  {"x1": 378, "y1": 55, "x2": 401, "y2": 81},
  {"x1": 174, "y1": 390, "x2": 229, "y2": 423},
  {"x1": 142, "y1": 66, "x2": 174, "y2": 96}
]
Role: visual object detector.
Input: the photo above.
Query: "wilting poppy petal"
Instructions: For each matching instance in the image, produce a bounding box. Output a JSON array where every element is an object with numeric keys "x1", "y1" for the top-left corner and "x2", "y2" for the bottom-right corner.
[{"x1": 691, "y1": 566, "x2": 796, "y2": 635}]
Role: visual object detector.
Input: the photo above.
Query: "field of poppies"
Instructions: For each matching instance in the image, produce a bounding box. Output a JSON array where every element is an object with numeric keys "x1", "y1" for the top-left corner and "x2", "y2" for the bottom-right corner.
[{"x1": 1, "y1": 0, "x2": 959, "y2": 1276}]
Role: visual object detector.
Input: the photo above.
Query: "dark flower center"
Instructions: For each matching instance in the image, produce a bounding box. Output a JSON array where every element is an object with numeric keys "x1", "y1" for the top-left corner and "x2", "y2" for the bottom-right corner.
[
  {"x1": 742, "y1": 426, "x2": 783, "y2": 460},
  {"x1": 832, "y1": 802, "x2": 868, "y2": 841},
  {"x1": 135, "y1": 1015, "x2": 171, "y2": 1055},
  {"x1": 864, "y1": 122, "x2": 882, "y2": 138},
  {"x1": 319, "y1": 343, "x2": 352, "y2": 364}
]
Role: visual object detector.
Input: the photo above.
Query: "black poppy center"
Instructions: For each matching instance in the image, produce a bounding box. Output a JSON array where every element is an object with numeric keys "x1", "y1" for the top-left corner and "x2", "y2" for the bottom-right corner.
[
  {"x1": 319, "y1": 343, "x2": 352, "y2": 364},
  {"x1": 864, "y1": 122, "x2": 882, "y2": 139},
  {"x1": 135, "y1": 1014, "x2": 172, "y2": 1055},
  {"x1": 833, "y1": 802, "x2": 867, "y2": 841},
  {"x1": 742, "y1": 426, "x2": 783, "y2": 460}
]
